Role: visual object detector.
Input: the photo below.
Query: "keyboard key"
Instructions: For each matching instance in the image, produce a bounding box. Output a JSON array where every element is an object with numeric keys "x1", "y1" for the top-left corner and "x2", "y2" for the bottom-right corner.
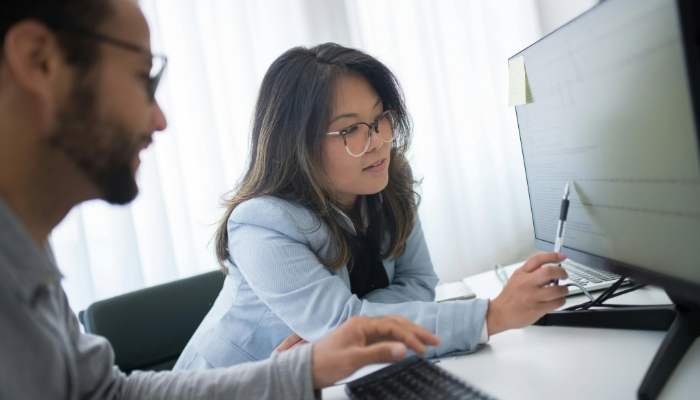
[{"x1": 345, "y1": 356, "x2": 496, "y2": 400}]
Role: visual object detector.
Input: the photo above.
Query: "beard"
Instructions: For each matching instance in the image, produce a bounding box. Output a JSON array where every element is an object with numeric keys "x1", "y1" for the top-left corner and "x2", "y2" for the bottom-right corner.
[{"x1": 47, "y1": 72, "x2": 149, "y2": 205}]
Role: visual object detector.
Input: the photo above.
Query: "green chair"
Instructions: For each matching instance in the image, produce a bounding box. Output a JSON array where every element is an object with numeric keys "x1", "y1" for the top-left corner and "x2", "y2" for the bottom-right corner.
[{"x1": 78, "y1": 270, "x2": 226, "y2": 373}]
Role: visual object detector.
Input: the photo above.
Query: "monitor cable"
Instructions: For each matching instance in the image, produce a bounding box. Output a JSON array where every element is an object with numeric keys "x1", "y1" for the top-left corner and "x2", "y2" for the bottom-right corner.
[
  {"x1": 564, "y1": 281, "x2": 595, "y2": 302},
  {"x1": 564, "y1": 277, "x2": 652, "y2": 311},
  {"x1": 497, "y1": 265, "x2": 656, "y2": 310}
]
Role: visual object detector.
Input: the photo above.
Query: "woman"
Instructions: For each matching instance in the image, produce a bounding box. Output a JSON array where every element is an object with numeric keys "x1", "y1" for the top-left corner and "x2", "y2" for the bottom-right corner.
[{"x1": 174, "y1": 43, "x2": 568, "y2": 370}]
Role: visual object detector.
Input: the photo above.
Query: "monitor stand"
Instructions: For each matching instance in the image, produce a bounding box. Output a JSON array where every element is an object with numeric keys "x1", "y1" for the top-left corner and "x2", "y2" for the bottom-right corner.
[{"x1": 534, "y1": 294, "x2": 700, "y2": 400}]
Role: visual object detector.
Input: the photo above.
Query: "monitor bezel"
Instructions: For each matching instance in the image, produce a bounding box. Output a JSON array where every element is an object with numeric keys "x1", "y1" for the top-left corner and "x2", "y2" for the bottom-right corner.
[{"x1": 513, "y1": 0, "x2": 700, "y2": 308}]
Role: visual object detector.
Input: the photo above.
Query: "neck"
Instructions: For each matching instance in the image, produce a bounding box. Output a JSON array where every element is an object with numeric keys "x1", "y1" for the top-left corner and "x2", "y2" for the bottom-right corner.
[
  {"x1": 334, "y1": 193, "x2": 363, "y2": 232},
  {"x1": 0, "y1": 164, "x2": 85, "y2": 246},
  {"x1": 334, "y1": 192, "x2": 359, "y2": 211},
  {"x1": 0, "y1": 100, "x2": 96, "y2": 246}
]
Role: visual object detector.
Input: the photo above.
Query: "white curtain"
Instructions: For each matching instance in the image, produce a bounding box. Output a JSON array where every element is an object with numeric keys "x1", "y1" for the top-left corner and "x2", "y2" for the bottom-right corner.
[{"x1": 51, "y1": 0, "x2": 597, "y2": 313}]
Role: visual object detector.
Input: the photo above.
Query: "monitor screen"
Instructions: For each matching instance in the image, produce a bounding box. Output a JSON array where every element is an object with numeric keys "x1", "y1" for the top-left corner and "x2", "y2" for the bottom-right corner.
[{"x1": 512, "y1": 0, "x2": 700, "y2": 289}]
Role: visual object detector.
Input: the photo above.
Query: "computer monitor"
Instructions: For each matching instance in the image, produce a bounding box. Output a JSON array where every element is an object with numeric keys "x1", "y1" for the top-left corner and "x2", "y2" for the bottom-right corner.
[
  {"x1": 510, "y1": 0, "x2": 700, "y2": 398},
  {"x1": 512, "y1": 0, "x2": 700, "y2": 305}
]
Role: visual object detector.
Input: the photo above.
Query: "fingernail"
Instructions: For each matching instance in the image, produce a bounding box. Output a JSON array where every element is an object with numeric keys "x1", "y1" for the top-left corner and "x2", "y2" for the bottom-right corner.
[
  {"x1": 557, "y1": 253, "x2": 567, "y2": 261},
  {"x1": 391, "y1": 344, "x2": 407, "y2": 360}
]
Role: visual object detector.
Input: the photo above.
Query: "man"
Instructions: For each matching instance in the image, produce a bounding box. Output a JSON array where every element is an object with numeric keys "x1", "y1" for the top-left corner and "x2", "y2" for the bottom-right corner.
[{"x1": 0, "y1": 0, "x2": 441, "y2": 399}]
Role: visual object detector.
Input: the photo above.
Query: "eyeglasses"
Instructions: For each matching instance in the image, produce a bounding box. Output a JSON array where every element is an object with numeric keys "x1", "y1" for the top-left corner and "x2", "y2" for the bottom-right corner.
[
  {"x1": 48, "y1": 21, "x2": 167, "y2": 102},
  {"x1": 325, "y1": 109, "x2": 398, "y2": 157}
]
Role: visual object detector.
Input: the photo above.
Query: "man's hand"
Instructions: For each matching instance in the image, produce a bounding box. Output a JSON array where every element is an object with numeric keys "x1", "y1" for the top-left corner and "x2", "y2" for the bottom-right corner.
[
  {"x1": 486, "y1": 252, "x2": 569, "y2": 336},
  {"x1": 311, "y1": 315, "x2": 441, "y2": 389},
  {"x1": 274, "y1": 333, "x2": 309, "y2": 353}
]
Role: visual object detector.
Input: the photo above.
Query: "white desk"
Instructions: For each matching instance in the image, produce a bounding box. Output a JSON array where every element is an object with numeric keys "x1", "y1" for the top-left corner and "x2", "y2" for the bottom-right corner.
[{"x1": 322, "y1": 262, "x2": 700, "y2": 400}]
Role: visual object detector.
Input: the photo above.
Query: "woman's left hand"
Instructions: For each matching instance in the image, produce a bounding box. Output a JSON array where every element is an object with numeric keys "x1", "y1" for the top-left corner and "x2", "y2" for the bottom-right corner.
[{"x1": 273, "y1": 333, "x2": 309, "y2": 353}]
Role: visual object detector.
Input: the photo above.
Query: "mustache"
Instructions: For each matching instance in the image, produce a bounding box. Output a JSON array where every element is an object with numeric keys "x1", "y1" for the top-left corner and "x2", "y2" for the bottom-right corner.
[{"x1": 139, "y1": 134, "x2": 154, "y2": 146}]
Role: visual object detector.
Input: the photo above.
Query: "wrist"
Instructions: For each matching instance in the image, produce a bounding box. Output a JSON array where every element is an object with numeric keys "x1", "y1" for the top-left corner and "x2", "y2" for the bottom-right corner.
[
  {"x1": 311, "y1": 343, "x2": 336, "y2": 390},
  {"x1": 311, "y1": 344, "x2": 322, "y2": 390},
  {"x1": 486, "y1": 298, "x2": 506, "y2": 336}
]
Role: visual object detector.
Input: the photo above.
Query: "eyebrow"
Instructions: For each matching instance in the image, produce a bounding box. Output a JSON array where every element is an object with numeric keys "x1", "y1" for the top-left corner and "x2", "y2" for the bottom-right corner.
[{"x1": 328, "y1": 97, "x2": 383, "y2": 125}]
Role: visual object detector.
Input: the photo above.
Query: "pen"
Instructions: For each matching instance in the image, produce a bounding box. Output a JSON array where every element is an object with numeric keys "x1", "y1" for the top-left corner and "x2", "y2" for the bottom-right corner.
[{"x1": 551, "y1": 182, "x2": 570, "y2": 285}]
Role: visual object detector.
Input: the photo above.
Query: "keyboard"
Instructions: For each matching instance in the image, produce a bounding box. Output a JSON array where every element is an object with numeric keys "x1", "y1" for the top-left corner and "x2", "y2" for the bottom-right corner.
[
  {"x1": 345, "y1": 355, "x2": 496, "y2": 400},
  {"x1": 560, "y1": 259, "x2": 630, "y2": 296}
]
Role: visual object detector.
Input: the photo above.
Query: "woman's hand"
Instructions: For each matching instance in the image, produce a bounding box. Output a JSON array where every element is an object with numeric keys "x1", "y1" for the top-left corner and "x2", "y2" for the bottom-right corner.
[
  {"x1": 486, "y1": 252, "x2": 569, "y2": 336},
  {"x1": 311, "y1": 315, "x2": 441, "y2": 389},
  {"x1": 273, "y1": 333, "x2": 309, "y2": 353}
]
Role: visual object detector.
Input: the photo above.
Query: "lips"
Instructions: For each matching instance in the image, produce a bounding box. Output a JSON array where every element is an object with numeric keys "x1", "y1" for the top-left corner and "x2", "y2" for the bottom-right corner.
[
  {"x1": 138, "y1": 135, "x2": 154, "y2": 151},
  {"x1": 364, "y1": 158, "x2": 385, "y2": 170}
]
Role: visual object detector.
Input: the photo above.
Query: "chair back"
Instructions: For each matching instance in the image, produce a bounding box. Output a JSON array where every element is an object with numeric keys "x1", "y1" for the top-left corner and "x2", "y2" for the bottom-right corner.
[{"x1": 79, "y1": 270, "x2": 226, "y2": 372}]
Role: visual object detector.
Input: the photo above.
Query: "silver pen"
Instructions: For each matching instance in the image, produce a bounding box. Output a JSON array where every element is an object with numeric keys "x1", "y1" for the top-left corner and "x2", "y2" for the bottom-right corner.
[{"x1": 551, "y1": 182, "x2": 570, "y2": 285}]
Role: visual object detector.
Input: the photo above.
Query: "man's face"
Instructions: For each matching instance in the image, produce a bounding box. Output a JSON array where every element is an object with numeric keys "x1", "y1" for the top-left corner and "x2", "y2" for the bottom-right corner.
[{"x1": 48, "y1": 0, "x2": 167, "y2": 204}]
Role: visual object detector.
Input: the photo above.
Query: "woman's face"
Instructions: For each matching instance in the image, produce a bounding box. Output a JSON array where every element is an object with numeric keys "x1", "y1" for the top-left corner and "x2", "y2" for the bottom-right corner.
[{"x1": 322, "y1": 75, "x2": 392, "y2": 208}]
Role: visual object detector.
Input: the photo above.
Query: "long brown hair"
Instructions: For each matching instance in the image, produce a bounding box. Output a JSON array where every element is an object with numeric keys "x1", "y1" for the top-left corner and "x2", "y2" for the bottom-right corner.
[{"x1": 215, "y1": 43, "x2": 420, "y2": 274}]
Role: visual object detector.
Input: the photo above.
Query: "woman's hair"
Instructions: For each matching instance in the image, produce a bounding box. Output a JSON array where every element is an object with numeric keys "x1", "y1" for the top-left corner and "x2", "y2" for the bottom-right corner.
[{"x1": 215, "y1": 42, "x2": 420, "y2": 274}]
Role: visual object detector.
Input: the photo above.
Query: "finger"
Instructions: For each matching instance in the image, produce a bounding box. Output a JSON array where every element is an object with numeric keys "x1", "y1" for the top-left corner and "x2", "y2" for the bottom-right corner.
[
  {"x1": 533, "y1": 266, "x2": 568, "y2": 286},
  {"x1": 521, "y1": 252, "x2": 567, "y2": 273},
  {"x1": 348, "y1": 342, "x2": 408, "y2": 370},
  {"x1": 386, "y1": 316, "x2": 441, "y2": 346},
  {"x1": 411, "y1": 328, "x2": 441, "y2": 347},
  {"x1": 366, "y1": 320, "x2": 430, "y2": 354},
  {"x1": 539, "y1": 297, "x2": 567, "y2": 313},
  {"x1": 274, "y1": 333, "x2": 303, "y2": 352},
  {"x1": 289, "y1": 339, "x2": 310, "y2": 350},
  {"x1": 536, "y1": 285, "x2": 569, "y2": 302}
]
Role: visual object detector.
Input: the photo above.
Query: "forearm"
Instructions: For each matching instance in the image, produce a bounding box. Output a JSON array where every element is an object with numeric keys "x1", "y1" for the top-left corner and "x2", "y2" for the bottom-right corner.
[
  {"x1": 120, "y1": 344, "x2": 318, "y2": 400},
  {"x1": 361, "y1": 277, "x2": 437, "y2": 303},
  {"x1": 294, "y1": 297, "x2": 488, "y2": 358}
]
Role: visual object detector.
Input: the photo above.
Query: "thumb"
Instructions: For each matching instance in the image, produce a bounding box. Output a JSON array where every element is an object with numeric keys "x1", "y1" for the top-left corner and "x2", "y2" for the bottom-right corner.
[
  {"x1": 521, "y1": 252, "x2": 566, "y2": 273},
  {"x1": 348, "y1": 342, "x2": 408, "y2": 370}
]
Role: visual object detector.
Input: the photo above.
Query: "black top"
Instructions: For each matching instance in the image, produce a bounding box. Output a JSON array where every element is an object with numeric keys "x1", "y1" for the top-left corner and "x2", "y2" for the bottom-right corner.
[{"x1": 345, "y1": 196, "x2": 390, "y2": 298}]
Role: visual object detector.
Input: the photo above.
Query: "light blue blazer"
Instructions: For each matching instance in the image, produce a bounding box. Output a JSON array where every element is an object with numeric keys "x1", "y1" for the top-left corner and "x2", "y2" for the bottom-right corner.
[{"x1": 174, "y1": 195, "x2": 488, "y2": 370}]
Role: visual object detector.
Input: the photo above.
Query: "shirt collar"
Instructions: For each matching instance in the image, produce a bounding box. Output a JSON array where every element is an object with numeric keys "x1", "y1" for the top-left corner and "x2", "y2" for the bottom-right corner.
[
  {"x1": 331, "y1": 193, "x2": 383, "y2": 235},
  {"x1": 0, "y1": 195, "x2": 63, "y2": 304}
]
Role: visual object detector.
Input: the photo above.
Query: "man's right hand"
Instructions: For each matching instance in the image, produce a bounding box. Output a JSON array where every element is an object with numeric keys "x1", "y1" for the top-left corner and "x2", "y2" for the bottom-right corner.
[{"x1": 311, "y1": 316, "x2": 441, "y2": 389}]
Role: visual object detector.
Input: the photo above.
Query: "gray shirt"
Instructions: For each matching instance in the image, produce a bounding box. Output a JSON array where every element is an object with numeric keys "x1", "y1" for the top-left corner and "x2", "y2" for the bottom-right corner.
[{"x1": 0, "y1": 196, "x2": 318, "y2": 400}]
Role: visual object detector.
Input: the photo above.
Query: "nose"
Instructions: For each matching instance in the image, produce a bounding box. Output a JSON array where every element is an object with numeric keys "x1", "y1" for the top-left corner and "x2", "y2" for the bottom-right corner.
[
  {"x1": 152, "y1": 100, "x2": 168, "y2": 132},
  {"x1": 365, "y1": 124, "x2": 384, "y2": 154}
]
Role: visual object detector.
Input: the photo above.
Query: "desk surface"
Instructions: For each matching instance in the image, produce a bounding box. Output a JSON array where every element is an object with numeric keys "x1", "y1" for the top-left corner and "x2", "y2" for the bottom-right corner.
[{"x1": 322, "y1": 262, "x2": 700, "y2": 400}]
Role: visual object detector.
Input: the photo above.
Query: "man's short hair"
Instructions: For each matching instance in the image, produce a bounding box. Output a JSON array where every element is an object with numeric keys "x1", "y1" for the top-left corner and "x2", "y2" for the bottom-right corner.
[{"x1": 1, "y1": 0, "x2": 113, "y2": 70}]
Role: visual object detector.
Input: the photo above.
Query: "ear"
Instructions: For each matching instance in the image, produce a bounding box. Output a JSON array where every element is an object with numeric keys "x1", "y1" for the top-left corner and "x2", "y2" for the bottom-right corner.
[{"x1": 2, "y1": 20, "x2": 73, "y2": 126}]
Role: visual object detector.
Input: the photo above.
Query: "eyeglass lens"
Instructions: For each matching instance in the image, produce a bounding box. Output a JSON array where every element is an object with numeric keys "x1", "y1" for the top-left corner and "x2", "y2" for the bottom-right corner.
[
  {"x1": 344, "y1": 110, "x2": 398, "y2": 156},
  {"x1": 148, "y1": 56, "x2": 167, "y2": 101}
]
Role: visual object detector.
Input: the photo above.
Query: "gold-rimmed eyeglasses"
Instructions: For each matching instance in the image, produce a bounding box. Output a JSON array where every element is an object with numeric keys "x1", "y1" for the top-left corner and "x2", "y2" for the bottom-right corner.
[{"x1": 325, "y1": 109, "x2": 398, "y2": 157}]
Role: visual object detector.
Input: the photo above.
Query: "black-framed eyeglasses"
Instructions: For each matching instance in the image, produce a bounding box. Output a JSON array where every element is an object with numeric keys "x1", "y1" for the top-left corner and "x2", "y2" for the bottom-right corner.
[
  {"x1": 325, "y1": 109, "x2": 398, "y2": 157},
  {"x1": 47, "y1": 21, "x2": 167, "y2": 102}
]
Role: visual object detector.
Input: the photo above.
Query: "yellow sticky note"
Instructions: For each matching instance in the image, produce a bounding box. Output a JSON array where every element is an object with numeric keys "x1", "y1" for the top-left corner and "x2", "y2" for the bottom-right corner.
[{"x1": 508, "y1": 56, "x2": 533, "y2": 106}]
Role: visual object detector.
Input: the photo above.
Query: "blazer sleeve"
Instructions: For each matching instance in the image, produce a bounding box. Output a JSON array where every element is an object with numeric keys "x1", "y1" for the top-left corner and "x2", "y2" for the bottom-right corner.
[
  {"x1": 361, "y1": 215, "x2": 438, "y2": 304},
  {"x1": 227, "y1": 199, "x2": 488, "y2": 358}
]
